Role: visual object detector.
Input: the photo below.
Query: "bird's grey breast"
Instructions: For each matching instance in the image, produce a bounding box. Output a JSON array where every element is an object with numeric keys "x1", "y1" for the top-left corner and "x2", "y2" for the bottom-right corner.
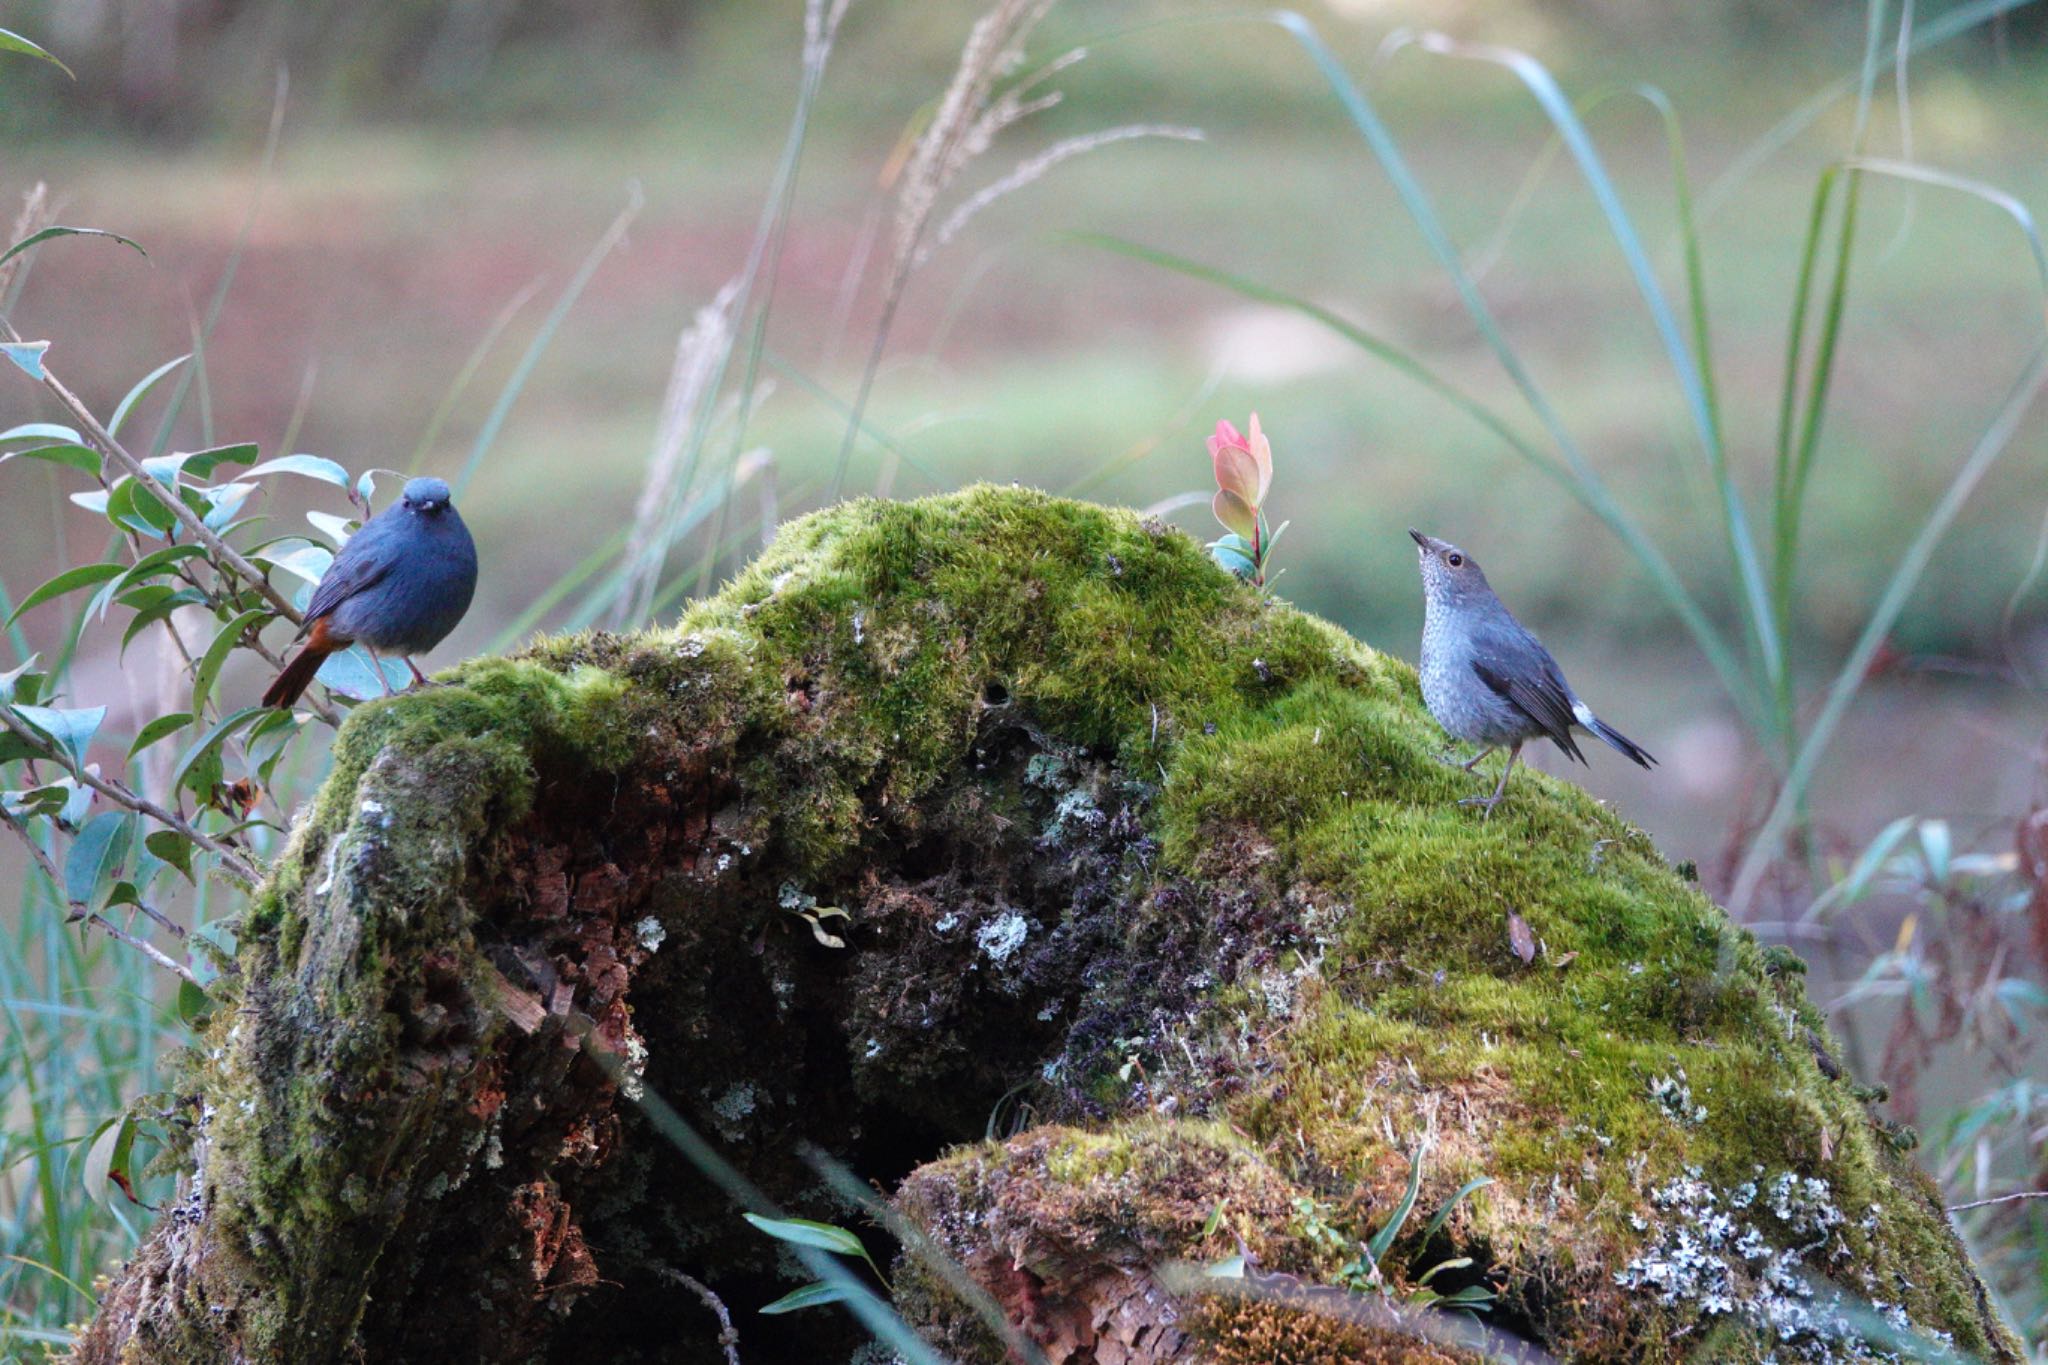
[{"x1": 1420, "y1": 595, "x2": 1540, "y2": 745}]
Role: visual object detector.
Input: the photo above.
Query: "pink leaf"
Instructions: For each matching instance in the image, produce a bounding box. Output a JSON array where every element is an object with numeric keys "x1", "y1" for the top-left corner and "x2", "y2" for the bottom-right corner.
[
  {"x1": 1212, "y1": 489, "x2": 1258, "y2": 540},
  {"x1": 1244, "y1": 412, "x2": 1274, "y2": 504}
]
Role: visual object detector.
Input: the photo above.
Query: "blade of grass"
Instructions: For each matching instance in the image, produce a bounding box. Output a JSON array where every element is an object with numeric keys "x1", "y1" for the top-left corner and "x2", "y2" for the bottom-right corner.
[
  {"x1": 1698, "y1": 0, "x2": 2039, "y2": 224},
  {"x1": 803, "y1": 1145, "x2": 1049, "y2": 1365},
  {"x1": 622, "y1": 9, "x2": 845, "y2": 627},
  {"x1": 480, "y1": 528, "x2": 629, "y2": 654},
  {"x1": 410, "y1": 275, "x2": 546, "y2": 475},
  {"x1": 452, "y1": 188, "x2": 642, "y2": 498},
  {"x1": 1393, "y1": 33, "x2": 1786, "y2": 742},
  {"x1": 1732, "y1": 339, "x2": 2048, "y2": 913},
  {"x1": 145, "y1": 70, "x2": 288, "y2": 461},
  {"x1": 762, "y1": 348, "x2": 942, "y2": 490}
]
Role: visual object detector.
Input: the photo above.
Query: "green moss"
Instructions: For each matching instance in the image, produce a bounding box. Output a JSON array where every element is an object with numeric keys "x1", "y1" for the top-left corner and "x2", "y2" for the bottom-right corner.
[{"x1": 173, "y1": 486, "x2": 2012, "y2": 1364}]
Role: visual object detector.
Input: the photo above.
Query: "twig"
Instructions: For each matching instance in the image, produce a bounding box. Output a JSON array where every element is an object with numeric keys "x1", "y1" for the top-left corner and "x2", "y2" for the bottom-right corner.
[
  {"x1": 1948, "y1": 1190, "x2": 2048, "y2": 1212},
  {"x1": 0, "y1": 799, "x2": 70, "y2": 903},
  {"x1": 654, "y1": 1265, "x2": 742, "y2": 1365},
  {"x1": 82, "y1": 912, "x2": 200, "y2": 987},
  {"x1": 0, "y1": 706, "x2": 260, "y2": 885},
  {"x1": 0, "y1": 801, "x2": 198, "y2": 983}
]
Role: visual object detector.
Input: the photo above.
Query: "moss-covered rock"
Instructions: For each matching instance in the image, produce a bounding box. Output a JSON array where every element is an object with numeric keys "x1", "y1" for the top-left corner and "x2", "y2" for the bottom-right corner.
[{"x1": 74, "y1": 487, "x2": 2018, "y2": 1364}]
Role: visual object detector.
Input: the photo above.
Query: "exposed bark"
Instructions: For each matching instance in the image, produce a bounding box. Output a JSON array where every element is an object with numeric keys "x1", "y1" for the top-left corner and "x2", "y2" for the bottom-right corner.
[{"x1": 74, "y1": 489, "x2": 2022, "y2": 1364}]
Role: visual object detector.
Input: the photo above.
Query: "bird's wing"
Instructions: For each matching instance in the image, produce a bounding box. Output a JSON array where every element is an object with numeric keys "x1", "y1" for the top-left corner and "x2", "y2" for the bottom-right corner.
[
  {"x1": 1468, "y1": 615, "x2": 1588, "y2": 764},
  {"x1": 304, "y1": 527, "x2": 396, "y2": 625}
]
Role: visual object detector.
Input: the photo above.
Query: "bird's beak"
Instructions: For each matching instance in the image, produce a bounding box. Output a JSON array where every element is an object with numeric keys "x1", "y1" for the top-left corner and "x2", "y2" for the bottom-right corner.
[{"x1": 1408, "y1": 528, "x2": 1434, "y2": 553}]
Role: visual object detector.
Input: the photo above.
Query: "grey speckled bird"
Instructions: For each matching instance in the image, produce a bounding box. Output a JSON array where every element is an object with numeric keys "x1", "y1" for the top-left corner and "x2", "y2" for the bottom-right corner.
[{"x1": 1410, "y1": 529, "x2": 1654, "y2": 816}]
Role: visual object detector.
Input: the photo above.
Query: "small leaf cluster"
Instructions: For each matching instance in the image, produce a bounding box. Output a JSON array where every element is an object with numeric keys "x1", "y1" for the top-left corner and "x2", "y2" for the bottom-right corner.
[
  {"x1": 741, "y1": 1211, "x2": 891, "y2": 1315},
  {"x1": 1287, "y1": 1144, "x2": 1497, "y2": 1316},
  {"x1": 1203, "y1": 413, "x2": 1287, "y2": 589}
]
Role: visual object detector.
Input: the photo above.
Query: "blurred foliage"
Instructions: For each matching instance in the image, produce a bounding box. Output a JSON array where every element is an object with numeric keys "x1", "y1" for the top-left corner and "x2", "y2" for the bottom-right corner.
[{"x1": 3, "y1": 0, "x2": 2039, "y2": 136}]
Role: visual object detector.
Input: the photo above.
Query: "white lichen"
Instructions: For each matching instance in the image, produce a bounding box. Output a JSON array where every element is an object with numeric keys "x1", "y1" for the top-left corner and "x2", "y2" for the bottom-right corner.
[
  {"x1": 635, "y1": 916, "x2": 667, "y2": 952},
  {"x1": 1615, "y1": 1165, "x2": 1955, "y2": 1363},
  {"x1": 709, "y1": 1080, "x2": 758, "y2": 1138},
  {"x1": 976, "y1": 911, "x2": 1029, "y2": 964},
  {"x1": 1649, "y1": 1068, "x2": 1709, "y2": 1126}
]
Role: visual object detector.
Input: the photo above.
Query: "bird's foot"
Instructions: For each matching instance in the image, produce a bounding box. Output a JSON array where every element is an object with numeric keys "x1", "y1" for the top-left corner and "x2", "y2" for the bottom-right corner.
[
  {"x1": 1457, "y1": 793, "x2": 1505, "y2": 820},
  {"x1": 1435, "y1": 745, "x2": 1496, "y2": 773},
  {"x1": 404, "y1": 658, "x2": 435, "y2": 689}
]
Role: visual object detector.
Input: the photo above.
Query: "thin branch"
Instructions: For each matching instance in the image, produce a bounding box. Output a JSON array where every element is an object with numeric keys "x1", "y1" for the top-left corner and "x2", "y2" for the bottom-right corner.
[
  {"x1": 0, "y1": 799, "x2": 69, "y2": 902},
  {"x1": 1948, "y1": 1190, "x2": 2048, "y2": 1212},
  {"x1": 654, "y1": 1266, "x2": 742, "y2": 1365},
  {"x1": 0, "y1": 706, "x2": 261, "y2": 885},
  {"x1": 82, "y1": 912, "x2": 200, "y2": 987}
]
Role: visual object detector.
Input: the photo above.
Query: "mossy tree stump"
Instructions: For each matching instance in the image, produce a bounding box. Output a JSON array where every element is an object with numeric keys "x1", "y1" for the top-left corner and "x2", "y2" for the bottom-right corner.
[{"x1": 74, "y1": 488, "x2": 2018, "y2": 1364}]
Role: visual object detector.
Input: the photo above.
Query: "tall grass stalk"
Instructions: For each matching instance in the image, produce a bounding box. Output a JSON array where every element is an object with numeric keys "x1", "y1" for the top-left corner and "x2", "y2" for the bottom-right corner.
[{"x1": 610, "y1": 0, "x2": 847, "y2": 629}]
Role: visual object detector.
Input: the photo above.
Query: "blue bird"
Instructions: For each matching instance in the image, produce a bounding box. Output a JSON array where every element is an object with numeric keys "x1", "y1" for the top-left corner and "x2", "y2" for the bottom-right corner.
[
  {"x1": 263, "y1": 477, "x2": 478, "y2": 708},
  {"x1": 1410, "y1": 529, "x2": 1653, "y2": 815}
]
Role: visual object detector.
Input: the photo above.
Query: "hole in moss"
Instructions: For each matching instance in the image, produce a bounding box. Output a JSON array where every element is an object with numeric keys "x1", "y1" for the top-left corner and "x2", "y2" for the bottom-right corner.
[{"x1": 981, "y1": 679, "x2": 1011, "y2": 707}]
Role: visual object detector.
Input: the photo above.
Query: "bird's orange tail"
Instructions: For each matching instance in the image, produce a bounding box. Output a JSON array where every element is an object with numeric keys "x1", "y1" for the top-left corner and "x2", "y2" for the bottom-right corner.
[{"x1": 262, "y1": 621, "x2": 341, "y2": 709}]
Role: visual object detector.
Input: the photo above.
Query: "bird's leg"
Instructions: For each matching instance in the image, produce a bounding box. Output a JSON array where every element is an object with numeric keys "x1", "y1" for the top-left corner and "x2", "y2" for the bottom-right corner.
[
  {"x1": 1435, "y1": 744, "x2": 1494, "y2": 770},
  {"x1": 367, "y1": 646, "x2": 395, "y2": 697},
  {"x1": 406, "y1": 657, "x2": 431, "y2": 688},
  {"x1": 1458, "y1": 742, "x2": 1522, "y2": 818}
]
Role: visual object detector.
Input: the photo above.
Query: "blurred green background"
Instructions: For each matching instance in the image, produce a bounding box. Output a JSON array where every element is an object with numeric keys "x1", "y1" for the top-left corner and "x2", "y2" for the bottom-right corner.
[{"x1": 3, "y1": 0, "x2": 2048, "y2": 1353}]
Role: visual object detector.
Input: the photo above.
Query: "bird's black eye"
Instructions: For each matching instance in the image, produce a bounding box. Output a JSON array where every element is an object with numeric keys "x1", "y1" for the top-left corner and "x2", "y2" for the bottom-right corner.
[{"x1": 1446, "y1": 553, "x2": 1464, "y2": 568}]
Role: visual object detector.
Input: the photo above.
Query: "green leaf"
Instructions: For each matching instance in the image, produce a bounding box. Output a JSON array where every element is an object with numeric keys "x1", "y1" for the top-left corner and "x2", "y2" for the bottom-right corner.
[
  {"x1": 306, "y1": 510, "x2": 357, "y2": 545},
  {"x1": 168, "y1": 705, "x2": 267, "y2": 798},
  {"x1": 0, "y1": 654, "x2": 40, "y2": 703},
  {"x1": 201, "y1": 482, "x2": 258, "y2": 531},
  {"x1": 258, "y1": 542, "x2": 333, "y2": 587},
  {"x1": 1416, "y1": 1256, "x2": 1472, "y2": 1288},
  {"x1": 64, "y1": 811, "x2": 131, "y2": 908},
  {"x1": 312, "y1": 646, "x2": 410, "y2": 702},
  {"x1": 742, "y1": 1213, "x2": 867, "y2": 1258},
  {"x1": 142, "y1": 443, "x2": 258, "y2": 485},
  {"x1": 0, "y1": 422, "x2": 80, "y2": 444},
  {"x1": 145, "y1": 828, "x2": 196, "y2": 883},
  {"x1": 177, "y1": 977, "x2": 212, "y2": 1024},
  {"x1": 2, "y1": 782, "x2": 69, "y2": 818},
  {"x1": 119, "y1": 586, "x2": 208, "y2": 660},
  {"x1": 0, "y1": 28, "x2": 75, "y2": 79},
  {"x1": 7, "y1": 561, "x2": 125, "y2": 625},
  {"x1": 1364, "y1": 1145, "x2": 1427, "y2": 1267},
  {"x1": 0, "y1": 442, "x2": 98, "y2": 474},
  {"x1": 191, "y1": 609, "x2": 267, "y2": 715},
  {"x1": 107, "y1": 354, "x2": 191, "y2": 440},
  {"x1": 1417, "y1": 1176, "x2": 1494, "y2": 1247},
  {"x1": 81, "y1": 1117, "x2": 134, "y2": 1213},
  {"x1": 106, "y1": 475, "x2": 178, "y2": 540},
  {"x1": 3, "y1": 340, "x2": 50, "y2": 379},
  {"x1": 12, "y1": 702, "x2": 105, "y2": 768},
  {"x1": 758, "y1": 1281, "x2": 852, "y2": 1315},
  {"x1": 0, "y1": 226, "x2": 144, "y2": 271},
  {"x1": 245, "y1": 454, "x2": 350, "y2": 488},
  {"x1": 103, "y1": 544, "x2": 208, "y2": 618},
  {"x1": 1208, "y1": 537, "x2": 1256, "y2": 581},
  {"x1": 129, "y1": 712, "x2": 195, "y2": 760}
]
